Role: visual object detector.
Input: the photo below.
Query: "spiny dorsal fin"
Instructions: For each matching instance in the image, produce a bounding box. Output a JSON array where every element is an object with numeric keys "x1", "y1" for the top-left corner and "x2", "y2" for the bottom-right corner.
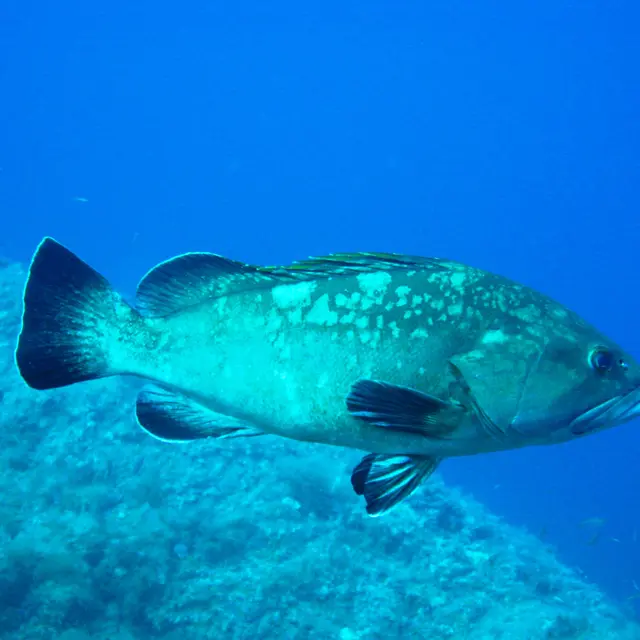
[{"x1": 267, "y1": 251, "x2": 465, "y2": 278}]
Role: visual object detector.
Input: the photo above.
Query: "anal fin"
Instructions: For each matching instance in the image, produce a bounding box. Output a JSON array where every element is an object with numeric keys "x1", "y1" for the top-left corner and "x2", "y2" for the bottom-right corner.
[
  {"x1": 136, "y1": 386, "x2": 264, "y2": 443},
  {"x1": 351, "y1": 454, "x2": 441, "y2": 516}
]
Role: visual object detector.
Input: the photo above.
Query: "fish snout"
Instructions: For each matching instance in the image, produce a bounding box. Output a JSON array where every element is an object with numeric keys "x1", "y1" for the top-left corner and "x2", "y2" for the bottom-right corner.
[{"x1": 570, "y1": 385, "x2": 640, "y2": 436}]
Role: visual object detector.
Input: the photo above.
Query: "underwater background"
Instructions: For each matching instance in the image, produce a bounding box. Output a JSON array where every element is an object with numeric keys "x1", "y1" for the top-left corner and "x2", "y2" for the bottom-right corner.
[{"x1": 1, "y1": 1, "x2": 640, "y2": 638}]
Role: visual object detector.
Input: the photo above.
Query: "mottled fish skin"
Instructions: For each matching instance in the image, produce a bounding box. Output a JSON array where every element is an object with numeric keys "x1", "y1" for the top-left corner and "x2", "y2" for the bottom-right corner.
[
  {"x1": 14, "y1": 239, "x2": 640, "y2": 517},
  {"x1": 111, "y1": 255, "x2": 640, "y2": 456}
]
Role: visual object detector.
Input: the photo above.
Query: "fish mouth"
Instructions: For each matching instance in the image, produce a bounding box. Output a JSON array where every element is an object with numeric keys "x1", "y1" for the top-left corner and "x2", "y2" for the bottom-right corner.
[{"x1": 570, "y1": 386, "x2": 640, "y2": 436}]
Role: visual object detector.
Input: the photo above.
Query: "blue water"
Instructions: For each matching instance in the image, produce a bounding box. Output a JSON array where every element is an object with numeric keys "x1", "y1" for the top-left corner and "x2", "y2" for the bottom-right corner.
[{"x1": 2, "y1": 0, "x2": 639, "y2": 627}]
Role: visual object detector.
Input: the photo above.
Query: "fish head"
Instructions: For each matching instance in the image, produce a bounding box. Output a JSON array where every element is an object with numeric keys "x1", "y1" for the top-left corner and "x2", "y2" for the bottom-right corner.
[
  {"x1": 551, "y1": 338, "x2": 640, "y2": 439},
  {"x1": 450, "y1": 321, "x2": 640, "y2": 446}
]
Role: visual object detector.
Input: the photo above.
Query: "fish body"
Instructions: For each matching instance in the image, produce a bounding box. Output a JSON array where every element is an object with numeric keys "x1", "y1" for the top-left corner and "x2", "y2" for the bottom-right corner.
[{"x1": 15, "y1": 238, "x2": 640, "y2": 515}]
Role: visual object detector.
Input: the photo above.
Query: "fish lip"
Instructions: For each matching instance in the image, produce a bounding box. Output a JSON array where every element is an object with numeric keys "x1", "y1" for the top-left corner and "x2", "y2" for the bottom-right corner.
[{"x1": 570, "y1": 385, "x2": 640, "y2": 435}]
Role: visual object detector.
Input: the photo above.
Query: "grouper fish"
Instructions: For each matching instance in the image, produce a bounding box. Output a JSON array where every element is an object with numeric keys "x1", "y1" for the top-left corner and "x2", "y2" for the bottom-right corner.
[{"x1": 14, "y1": 238, "x2": 640, "y2": 515}]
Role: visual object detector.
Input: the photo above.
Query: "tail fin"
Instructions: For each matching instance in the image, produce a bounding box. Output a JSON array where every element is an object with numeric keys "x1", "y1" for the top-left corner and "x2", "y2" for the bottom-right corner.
[{"x1": 15, "y1": 237, "x2": 140, "y2": 390}]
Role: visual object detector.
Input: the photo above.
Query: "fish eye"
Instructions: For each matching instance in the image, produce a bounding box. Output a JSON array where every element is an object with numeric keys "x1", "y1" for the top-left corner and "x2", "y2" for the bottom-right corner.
[{"x1": 589, "y1": 347, "x2": 614, "y2": 373}]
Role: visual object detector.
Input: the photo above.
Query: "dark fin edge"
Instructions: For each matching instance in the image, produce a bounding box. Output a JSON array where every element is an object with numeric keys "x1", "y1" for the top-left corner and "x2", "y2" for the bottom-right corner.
[
  {"x1": 269, "y1": 252, "x2": 464, "y2": 278},
  {"x1": 136, "y1": 385, "x2": 264, "y2": 443},
  {"x1": 136, "y1": 250, "x2": 464, "y2": 318},
  {"x1": 351, "y1": 454, "x2": 441, "y2": 516},
  {"x1": 347, "y1": 379, "x2": 463, "y2": 438},
  {"x1": 15, "y1": 237, "x2": 129, "y2": 390},
  {"x1": 135, "y1": 252, "x2": 284, "y2": 317}
]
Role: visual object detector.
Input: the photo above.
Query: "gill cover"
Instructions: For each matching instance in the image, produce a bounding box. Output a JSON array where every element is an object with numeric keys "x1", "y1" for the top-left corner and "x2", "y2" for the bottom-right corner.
[{"x1": 449, "y1": 337, "x2": 582, "y2": 440}]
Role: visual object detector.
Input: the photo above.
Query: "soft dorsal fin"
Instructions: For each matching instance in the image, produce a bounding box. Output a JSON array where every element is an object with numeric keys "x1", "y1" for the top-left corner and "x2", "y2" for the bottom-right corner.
[
  {"x1": 136, "y1": 252, "x2": 290, "y2": 317},
  {"x1": 136, "y1": 250, "x2": 464, "y2": 317}
]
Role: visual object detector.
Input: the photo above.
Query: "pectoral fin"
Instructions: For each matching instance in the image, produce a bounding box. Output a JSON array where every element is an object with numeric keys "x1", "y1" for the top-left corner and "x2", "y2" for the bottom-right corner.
[
  {"x1": 351, "y1": 454, "x2": 441, "y2": 516},
  {"x1": 136, "y1": 386, "x2": 264, "y2": 442},
  {"x1": 346, "y1": 379, "x2": 464, "y2": 438}
]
